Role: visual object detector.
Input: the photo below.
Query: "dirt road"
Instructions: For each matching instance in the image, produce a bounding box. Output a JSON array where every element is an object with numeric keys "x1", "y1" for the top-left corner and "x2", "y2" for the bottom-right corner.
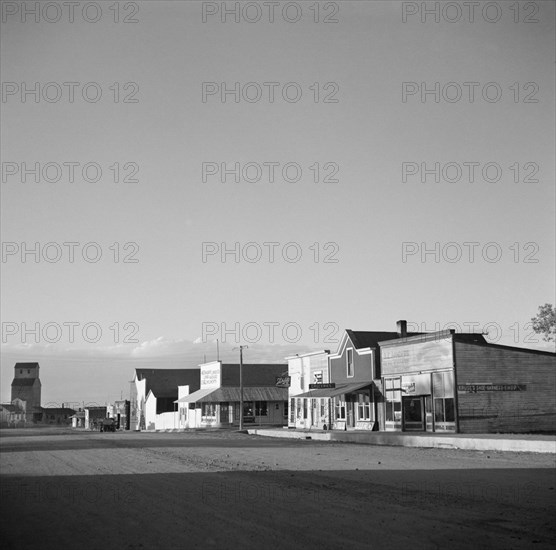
[{"x1": 1, "y1": 428, "x2": 555, "y2": 549}]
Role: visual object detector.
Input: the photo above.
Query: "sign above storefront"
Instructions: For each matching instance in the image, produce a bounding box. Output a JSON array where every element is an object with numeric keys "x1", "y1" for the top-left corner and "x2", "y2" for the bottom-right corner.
[
  {"x1": 457, "y1": 384, "x2": 527, "y2": 393},
  {"x1": 309, "y1": 383, "x2": 336, "y2": 389},
  {"x1": 201, "y1": 364, "x2": 221, "y2": 389},
  {"x1": 382, "y1": 339, "x2": 452, "y2": 375},
  {"x1": 401, "y1": 373, "x2": 431, "y2": 395},
  {"x1": 276, "y1": 376, "x2": 291, "y2": 387}
]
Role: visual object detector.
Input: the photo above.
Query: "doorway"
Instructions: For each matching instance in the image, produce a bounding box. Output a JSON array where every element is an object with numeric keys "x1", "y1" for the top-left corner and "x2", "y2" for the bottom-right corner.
[{"x1": 402, "y1": 396, "x2": 425, "y2": 431}]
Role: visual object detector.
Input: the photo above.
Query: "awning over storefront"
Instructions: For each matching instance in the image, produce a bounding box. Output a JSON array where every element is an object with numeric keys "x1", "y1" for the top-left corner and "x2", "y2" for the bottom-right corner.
[
  {"x1": 175, "y1": 386, "x2": 288, "y2": 404},
  {"x1": 293, "y1": 381, "x2": 372, "y2": 399},
  {"x1": 174, "y1": 388, "x2": 217, "y2": 403}
]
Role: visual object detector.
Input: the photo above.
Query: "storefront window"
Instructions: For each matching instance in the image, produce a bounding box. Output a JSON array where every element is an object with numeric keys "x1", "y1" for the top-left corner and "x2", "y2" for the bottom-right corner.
[
  {"x1": 434, "y1": 398, "x2": 455, "y2": 423},
  {"x1": 284, "y1": 401, "x2": 288, "y2": 419},
  {"x1": 386, "y1": 401, "x2": 402, "y2": 421},
  {"x1": 385, "y1": 377, "x2": 402, "y2": 422},
  {"x1": 201, "y1": 402, "x2": 216, "y2": 418},
  {"x1": 320, "y1": 399, "x2": 325, "y2": 418},
  {"x1": 290, "y1": 398, "x2": 295, "y2": 422},
  {"x1": 335, "y1": 399, "x2": 346, "y2": 420},
  {"x1": 255, "y1": 401, "x2": 267, "y2": 416},
  {"x1": 357, "y1": 393, "x2": 371, "y2": 420},
  {"x1": 303, "y1": 399, "x2": 308, "y2": 419}
]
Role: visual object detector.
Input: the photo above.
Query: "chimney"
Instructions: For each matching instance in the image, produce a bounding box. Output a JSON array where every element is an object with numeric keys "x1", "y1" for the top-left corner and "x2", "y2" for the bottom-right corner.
[{"x1": 396, "y1": 320, "x2": 407, "y2": 338}]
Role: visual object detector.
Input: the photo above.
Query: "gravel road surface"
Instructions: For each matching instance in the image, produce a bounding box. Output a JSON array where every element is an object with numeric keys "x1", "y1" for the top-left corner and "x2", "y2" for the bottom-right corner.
[{"x1": 1, "y1": 428, "x2": 554, "y2": 549}]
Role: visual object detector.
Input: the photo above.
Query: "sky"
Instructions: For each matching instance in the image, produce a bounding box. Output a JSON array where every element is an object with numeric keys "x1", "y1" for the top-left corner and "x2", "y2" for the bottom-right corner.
[{"x1": 1, "y1": 0, "x2": 555, "y2": 405}]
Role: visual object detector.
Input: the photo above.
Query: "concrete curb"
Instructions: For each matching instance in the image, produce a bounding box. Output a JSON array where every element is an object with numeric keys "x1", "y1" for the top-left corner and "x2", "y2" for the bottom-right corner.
[{"x1": 247, "y1": 428, "x2": 556, "y2": 454}]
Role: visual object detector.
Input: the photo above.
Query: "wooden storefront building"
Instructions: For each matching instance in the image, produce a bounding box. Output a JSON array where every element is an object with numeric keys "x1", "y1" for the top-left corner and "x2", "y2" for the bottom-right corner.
[{"x1": 380, "y1": 327, "x2": 556, "y2": 434}]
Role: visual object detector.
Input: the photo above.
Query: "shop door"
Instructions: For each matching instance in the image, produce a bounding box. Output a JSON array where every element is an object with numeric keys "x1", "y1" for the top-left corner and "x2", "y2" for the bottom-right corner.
[
  {"x1": 402, "y1": 396, "x2": 425, "y2": 431},
  {"x1": 346, "y1": 401, "x2": 355, "y2": 428},
  {"x1": 220, "y1": 402, "x2": 230, "y2": 424}
]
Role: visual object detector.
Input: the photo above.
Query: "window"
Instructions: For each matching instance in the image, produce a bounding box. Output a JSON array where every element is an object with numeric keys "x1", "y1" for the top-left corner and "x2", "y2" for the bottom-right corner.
[
  {"x1": 255, "y1": 401, "x2": 267, "y2": 416},
  {"x1": 432, "y1": 371, "x2": 455, "y2": 425},
  {"x1": 347, "y1": 349, "x2": 354, "y2": 377},
  {"x1": 303, "y1": 399, "x2": 307, "y2": 419},
  {"x1": 385, "y1": 378, "x2": 402, "y2": 422},
  {"x1": 284, "y1": 400, "x2": 288, "y2": 419},
  {"x1": 201, "y1": 402, "x2": 216, "y2": 418},
  {"x1": 434, "y1": 398, "x2": 455, "y2": 423},
  {"x1": 320, "y1": 399, "x2": 325, "y2": 418},
  {"x1": 290, "y1": 398, "x2": 295, "y2": 422},
  {"x1": 335, "y1": 398, "x2": 346, "y2": 420},
  {"x1": 357, "y1": 393, "x2": 371, "y2": 420}
]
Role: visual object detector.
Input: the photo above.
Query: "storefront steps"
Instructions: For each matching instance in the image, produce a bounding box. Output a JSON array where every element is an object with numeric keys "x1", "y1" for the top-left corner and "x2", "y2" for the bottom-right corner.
[{"x1": 246, "y1": 428, "x2": 556, "y2": 454}]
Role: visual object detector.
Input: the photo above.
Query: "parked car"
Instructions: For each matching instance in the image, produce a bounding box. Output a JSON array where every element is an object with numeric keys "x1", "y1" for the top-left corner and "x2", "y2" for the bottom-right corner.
[{"x1": 99, "y1": 418, "x2": 116, "y2": 432}]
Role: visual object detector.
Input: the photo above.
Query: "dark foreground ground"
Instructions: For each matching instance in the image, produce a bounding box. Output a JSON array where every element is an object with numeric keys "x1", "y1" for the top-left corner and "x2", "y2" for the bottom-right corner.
[{"x1": 1, "y1": 428, "x2": 555, "y2": 550}]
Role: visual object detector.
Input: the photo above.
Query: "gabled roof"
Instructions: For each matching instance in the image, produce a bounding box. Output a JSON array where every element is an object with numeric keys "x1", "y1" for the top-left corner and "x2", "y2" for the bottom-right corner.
[
  {"x1": 347, "y1": 330, "x2": 410, "y2": 350},
  {"x1": 11, "y1": 379, "x2": 38, "y2": 386},
  {"x1": 0, "y1": 404, "x2": 22, "y2": 413},
  {"x1": 135, "y1": 368, "x2": 200, "y2": 398},
  {"x1": 176, "y1": 386, "x2": 287, "y2": 403},
  {"x1": 14, "y1": 362, "x2": 39, "y2": 368}
]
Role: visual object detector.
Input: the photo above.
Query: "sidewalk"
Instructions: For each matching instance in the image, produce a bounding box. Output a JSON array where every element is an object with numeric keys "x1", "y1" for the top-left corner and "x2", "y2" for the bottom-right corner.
[{"x1": 247, "y1": 427, "x2": 556, "y2": 454}]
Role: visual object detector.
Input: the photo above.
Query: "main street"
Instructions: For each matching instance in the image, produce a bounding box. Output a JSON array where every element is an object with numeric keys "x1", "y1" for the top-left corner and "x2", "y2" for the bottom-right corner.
[{"x1": 1, "y1": 428, "x2": 554, "y2": 549}]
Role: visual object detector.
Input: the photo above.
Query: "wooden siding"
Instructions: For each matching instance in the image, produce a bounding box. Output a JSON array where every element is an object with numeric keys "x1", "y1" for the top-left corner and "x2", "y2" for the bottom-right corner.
[
  {"x1": 455, "y1": 342, "x2": 556, "y2": 433},
  {"x1": 329, "y1": 344, "x2": 374, "y2": 384},
  {"x1": 381, "y1": 337, "x2": 453, "y2": 376}
]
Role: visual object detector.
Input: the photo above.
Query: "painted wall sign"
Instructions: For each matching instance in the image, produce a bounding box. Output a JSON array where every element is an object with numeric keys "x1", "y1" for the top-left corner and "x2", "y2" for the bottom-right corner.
[
  {"x1": 457, "y1": 384, "x2": 527, "y2": 393},
  {"x1": 309, "y1": 383, "x2": 336, "y2": 389},
  {"x1": 381, "y1": 339, "x2": 453, "y2": 375},
  {"x1": 201, "y1": 364, "x2": 221, "y2": 389}
]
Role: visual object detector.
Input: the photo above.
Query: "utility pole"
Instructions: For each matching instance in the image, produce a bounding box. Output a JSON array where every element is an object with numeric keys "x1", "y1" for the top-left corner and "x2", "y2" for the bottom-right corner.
[{"x1": 233, "y1": 345, "x2": 247, "y2": 430}]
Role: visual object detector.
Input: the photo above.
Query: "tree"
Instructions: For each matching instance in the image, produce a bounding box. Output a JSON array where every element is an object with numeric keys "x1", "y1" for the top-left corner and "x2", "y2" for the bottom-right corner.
[{"x1": 530, "y1": 304, "x2": 556, "y2": 343}]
